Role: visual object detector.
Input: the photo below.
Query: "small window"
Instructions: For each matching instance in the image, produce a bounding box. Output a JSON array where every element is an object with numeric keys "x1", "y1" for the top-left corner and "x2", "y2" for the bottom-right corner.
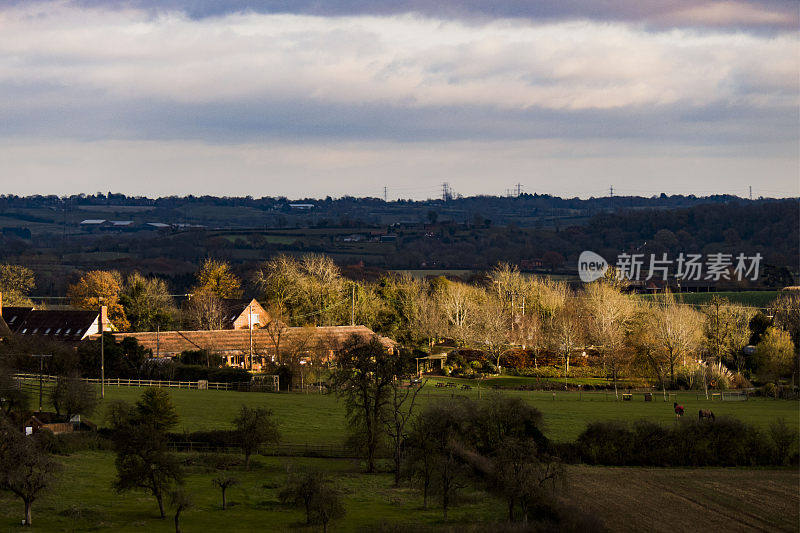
[
  {"x1": 21, "y1": 328, "x2": 27, "y2": 334},
  {"x1": 64, "y1": 328, "x2": 71, "y2": 335},
  {"x1": 31, "y1": 328, "x2": 38, "y2": 334},
  {"x1": 8, "y1": 315, "x2": 16, "y2": 323},
  {"x1": 45, "y1": 328, "x2": 51, "y2": 334},
  {"x1": 75, "y1": 329, "x2": 82, "y2": 336},
  {"x1": 55, "y1": 328, "x2": 61, "y2": 335}
]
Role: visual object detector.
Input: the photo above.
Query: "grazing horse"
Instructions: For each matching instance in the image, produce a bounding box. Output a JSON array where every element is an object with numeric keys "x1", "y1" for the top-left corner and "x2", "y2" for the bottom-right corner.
[
  {"x1": 673, "y1": 402, "x2": 684, "y2": 417},
  {"x1": 698, "y1": 409, "x2": 715, "y2": 421}
]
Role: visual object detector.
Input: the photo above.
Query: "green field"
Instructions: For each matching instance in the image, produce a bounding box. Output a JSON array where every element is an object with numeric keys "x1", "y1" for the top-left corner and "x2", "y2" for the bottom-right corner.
[
  {"x1": 0, "y1": 452, "x2": 795, "y2": 532},
  {"x1": 3, "y1": 384, "x2": 799, "y2": 531},
  {"x1": 26, "y1": 383, "x2": 798, "y2": 444},
  {"x1": 640, "y1": 291, "x2": 779, "y2": 308}
]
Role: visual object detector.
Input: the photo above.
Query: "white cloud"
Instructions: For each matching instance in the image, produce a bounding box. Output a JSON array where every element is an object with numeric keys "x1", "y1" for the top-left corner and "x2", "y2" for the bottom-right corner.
[{"x1": 0, "y1": 3, "x2": 796, "y2": 114}]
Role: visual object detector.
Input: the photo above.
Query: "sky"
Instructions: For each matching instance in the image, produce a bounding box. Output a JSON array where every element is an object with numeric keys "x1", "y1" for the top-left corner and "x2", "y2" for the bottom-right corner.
[{"x1": 0, "y1": 0, "x2": 797, "y2": 200}]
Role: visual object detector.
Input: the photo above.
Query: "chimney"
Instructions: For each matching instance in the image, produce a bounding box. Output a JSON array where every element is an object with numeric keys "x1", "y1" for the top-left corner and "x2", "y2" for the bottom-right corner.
[{"x1": 100, "y1": 305, "x2": 108, "y2": 333}]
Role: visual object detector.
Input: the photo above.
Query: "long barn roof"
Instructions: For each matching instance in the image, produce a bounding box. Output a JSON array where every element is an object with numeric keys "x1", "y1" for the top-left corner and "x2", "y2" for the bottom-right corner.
[{"x1": 107, "y1": 325, "x2": 394, "y2": 356}]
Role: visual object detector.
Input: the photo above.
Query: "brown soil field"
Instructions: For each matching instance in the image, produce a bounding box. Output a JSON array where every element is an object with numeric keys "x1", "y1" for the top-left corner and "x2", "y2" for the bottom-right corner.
[{"x1": 566, "y1": 466, "x2": 799, "y2": 532}]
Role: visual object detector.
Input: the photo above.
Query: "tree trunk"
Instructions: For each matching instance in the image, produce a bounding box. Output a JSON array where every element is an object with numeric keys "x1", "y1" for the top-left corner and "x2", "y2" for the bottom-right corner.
[
  {"x1": 613, "y1": 369, "x2": 618, "y2": 400},
  {"x1": 24, "y1": 498, "x2": 32, "y2": 526},
  {"x1": 156, "y1": 492, "x2": 165, "y2": 519},
  {"x1": 245, "y1": 451, "x2": 251, "y2": 470},
  {"x1": 174, "y1": 509, "x2": 181, "y2": 533},
  {"x1": 221, "y1": 488, "x2": 227, "y2": 510},
  {"x1": 670, "y1": 361, "x2": 675, "y2": 388},
  {"x1": 508, "y1": 498, "x2": 515, "y2": 522},
  {"x1": 393, "y1": 446, "x2": 401, "y2": 486}
]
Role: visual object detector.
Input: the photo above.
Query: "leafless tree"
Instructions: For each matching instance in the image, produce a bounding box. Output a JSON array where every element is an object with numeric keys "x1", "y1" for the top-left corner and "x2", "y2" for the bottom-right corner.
[
  {"x1": 583, "y1": 281, "x2": 636, "y2": 398},
  {"x1": 0, "y1": 422, "x2": 61, "y2": 527},
  {"x1": 183, "y1": 288, "x2": 225, "y2": 330},
  {"x1": 653, "y1": 292, "x2": 704, "y2": 387},
  {"x1": 383, "y1": 378, "x2": 426, "y2": 485}
]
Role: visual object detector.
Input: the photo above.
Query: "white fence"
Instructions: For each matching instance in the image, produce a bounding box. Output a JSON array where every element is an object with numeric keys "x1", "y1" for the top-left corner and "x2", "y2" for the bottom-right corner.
[{"x1": 14, "y1": 374, "x2": 248, "y2": 391}]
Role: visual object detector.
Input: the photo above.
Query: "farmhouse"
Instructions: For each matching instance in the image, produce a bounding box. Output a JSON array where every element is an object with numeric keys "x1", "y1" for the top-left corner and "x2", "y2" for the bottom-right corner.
[
  {"x1": 109, "y1": 325, "x2": 395, "y2": 369},
  {"x1": 0, "y1": 298, "x2": 115, "y2": 344},
  {"x1": 219, "y1": 298, "x2": 270, "y2": 329}
]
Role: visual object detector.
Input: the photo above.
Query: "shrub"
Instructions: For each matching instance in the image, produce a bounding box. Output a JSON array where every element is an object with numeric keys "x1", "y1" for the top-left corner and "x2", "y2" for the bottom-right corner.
[
  {"x1": 730, "y1": 373, "x2": 752, "y2": 390},
  {"x1": 177, "y1": 350, "x2": 223, "y2": 367},
  {"x1": 575, "y1": 417, "x2": 775, "y2": 467},
  {"x1": 576, "y1": 421, "x2": 634, "y2": 465},
  {"x1": 768, "y1": 418, "x2": 799, "y2": 466}
]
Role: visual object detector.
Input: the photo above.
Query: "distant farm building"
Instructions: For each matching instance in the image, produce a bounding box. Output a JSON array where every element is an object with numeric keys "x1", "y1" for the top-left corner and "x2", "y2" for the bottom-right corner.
[{"x1": 110, "y1": 325, "x2": 395, "y2": 369}]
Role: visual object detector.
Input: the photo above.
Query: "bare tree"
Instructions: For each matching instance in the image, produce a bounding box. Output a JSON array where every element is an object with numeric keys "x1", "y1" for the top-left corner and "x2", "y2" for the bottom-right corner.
[
  {"x1": 51, "y1": 374, "x2": 98, "y2": 420},
  {"x1": 549, "y1": 298, "x2": 583, "y2": 386},
  {"x1": 383, "y1": 378, "x2": 426, "y2": 485},
  {"x1": 183, "y1": 288, "x2": 225, "y2": 330},
  {"x1": 653, "y1": 292, "x2": 704, "y2": 387},
  {"x1": 233, "y1": 405, "x2": 280, "y2": 469},
  {"x1": 478, "y1": 295, "x2": 511, "y2": 370},
  {"x1": 212, "y1": 475, "x2": 239, "y2": 510},
  {"x1": 436, "y1": 281, "x2": 482, "y2": 346},
  {"x1": 169, "y1": 485, "x2": 192, "y2": 533},
  {"x1": 0, "y1": 421, "x2": 61, "y2": 527},
  {"x1": 583, "y1": 281, "x2": 636, "y2": 398},
  {"x1": 331, "y1": 336, "x2": 405, "y2": 473}
]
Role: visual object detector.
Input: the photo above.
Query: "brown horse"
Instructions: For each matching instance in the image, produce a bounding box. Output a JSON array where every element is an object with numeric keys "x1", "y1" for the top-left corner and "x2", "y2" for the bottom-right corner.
[{"x1": 698, "y1": 409, "x2": 715, "y2": 421}]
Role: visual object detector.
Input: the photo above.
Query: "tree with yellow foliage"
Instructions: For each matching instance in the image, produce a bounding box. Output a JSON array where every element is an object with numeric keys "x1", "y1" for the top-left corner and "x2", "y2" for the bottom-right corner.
[
  {"x1": 0, "y1": 264, "x2": 35, "y2": 306},
  {"x1": 67, "y1": 270, "x2": 129, "y2": 331},
  {"x1": 194, "y1": 259, "x2": 242, "y2": 299}
]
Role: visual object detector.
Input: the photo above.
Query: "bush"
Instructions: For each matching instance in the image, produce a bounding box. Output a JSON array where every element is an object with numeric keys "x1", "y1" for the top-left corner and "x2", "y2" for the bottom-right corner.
[
  {"x1": 168, "y1": 430, "x2": 238, "y2": 448},
  {"x1": 730, "y1": 373, "x2": 752, "y2": 390},
  {"x1": 761, "y1": 382, "x2": 778, "y2": 398},
  {"x1": 509, "y1": 366, "x2": 600, "y2": 379},
  {"x1": 140, "y1": 361, "x2": 251, "y2": 383},
  {"x1": 34, "y1": 430, "x2": 110, "y2": 455},
  {"x1": 575, "y1": 417, "x2": 775, "y2": 467},
  {"x1": 768, "y1": 418, "x2": 799, "y2": 466},
  {"x1": 177, "y1": 350, "x2": 224, "y2": 367}
]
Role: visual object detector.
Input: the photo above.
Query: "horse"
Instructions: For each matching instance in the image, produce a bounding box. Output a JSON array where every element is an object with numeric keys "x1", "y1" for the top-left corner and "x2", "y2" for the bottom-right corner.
[
  {"x1": 698, "y1": 409, "x2": 715, "y2": 421},
  {"x1": 673, "y1": 402, "x2": 684, "y2": 417}
]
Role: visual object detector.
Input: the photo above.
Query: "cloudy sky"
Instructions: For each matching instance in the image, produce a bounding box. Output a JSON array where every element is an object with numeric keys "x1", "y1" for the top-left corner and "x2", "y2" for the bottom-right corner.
[{"x1": 0, "y1": 1, "x2": 797, "y2": 199}]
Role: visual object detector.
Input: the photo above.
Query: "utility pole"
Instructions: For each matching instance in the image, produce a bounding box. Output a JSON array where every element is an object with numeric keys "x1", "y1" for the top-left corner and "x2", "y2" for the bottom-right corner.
[
  {"x1": 384, "y1": 186, "x2": 388, "y2": 202},
  {"x1": 31, "y1": 354, "x2": 52, "y2": 412},
  {"x1": 99, "y1": 299, "x2": 105, "y2": 399},
  {"x1": 249, "y1": 303, "x2": 253, "y2": 370},
  {"x1": 609, "y1": 185, "x2": 614, "y2": 212},
  {"x1": 749, "y1": 185, "x2": 752, "y2": 200},
  {"x1": 515, "y1": 183, "x2": 522, "y2": 197}
]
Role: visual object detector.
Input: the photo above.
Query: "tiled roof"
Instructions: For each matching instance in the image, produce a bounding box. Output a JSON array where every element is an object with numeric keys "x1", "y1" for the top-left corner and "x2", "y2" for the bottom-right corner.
[
  {"x1": 219, "y1": 298, "x2": 263, "y2": 327},
  {"x1": 109, "y1": 325, "x2": 395, "y2": 356},
  {"x1": 2, "y1": 307, "x2": 101, "y2": 342}
]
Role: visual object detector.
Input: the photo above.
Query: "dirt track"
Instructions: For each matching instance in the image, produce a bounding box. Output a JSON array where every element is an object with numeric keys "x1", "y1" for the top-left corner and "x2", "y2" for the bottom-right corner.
[{"x1": 566, "y1": 466, "x2": 799, "y2": 532}]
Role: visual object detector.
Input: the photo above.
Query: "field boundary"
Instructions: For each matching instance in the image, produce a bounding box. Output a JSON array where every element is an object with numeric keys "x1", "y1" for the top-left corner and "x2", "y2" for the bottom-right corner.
[{"x1": 13, "y1": 373, "x2": 269, "y2": 392}]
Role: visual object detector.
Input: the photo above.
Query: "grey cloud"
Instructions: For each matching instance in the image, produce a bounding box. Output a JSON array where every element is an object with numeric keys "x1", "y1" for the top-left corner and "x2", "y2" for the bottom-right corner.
[
  {"x1": 1, "y1": 0, "x2": 797, "y2": 30},
  {"x1": 1, "y1": 89, "x2": 795, "y2": 149}
]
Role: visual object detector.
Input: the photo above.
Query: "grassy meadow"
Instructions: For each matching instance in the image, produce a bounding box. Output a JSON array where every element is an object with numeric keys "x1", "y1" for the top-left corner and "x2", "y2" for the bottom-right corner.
[
  {"x1": 4, "y1": 381, "x2": 798, "y2": 531},
  {"x1": 0, "y1": 451, "x2": 796, "y2": 532},
  {"x1": 24, "y1": 379, "x2": 800, "y2": 444}
]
